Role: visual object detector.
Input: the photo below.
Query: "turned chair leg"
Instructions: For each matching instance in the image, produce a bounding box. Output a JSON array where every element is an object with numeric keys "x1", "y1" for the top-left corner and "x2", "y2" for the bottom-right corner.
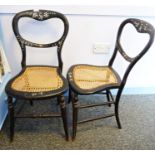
[
  {"x1": 8, "y1": 96, "x2": 14, "y2": 142},
  {"x1": 58, "y1": 95, "x2": 69, "y2": 141},
  {"x1": 71, "y1": 91, "x2": 78, "y2": 141}
]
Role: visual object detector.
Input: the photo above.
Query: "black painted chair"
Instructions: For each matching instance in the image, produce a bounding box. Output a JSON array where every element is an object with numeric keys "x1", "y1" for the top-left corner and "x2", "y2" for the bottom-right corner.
[
  {"x1": 5, "y1": 10, "x2": 69, "y2": 141},
  {"x1": 67, "y1": 18, "x2": 154, "y2": 140}
]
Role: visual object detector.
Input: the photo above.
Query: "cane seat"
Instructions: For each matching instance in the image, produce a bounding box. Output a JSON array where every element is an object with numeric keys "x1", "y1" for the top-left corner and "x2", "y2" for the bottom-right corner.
[
  {"x1": 11, "y1": 66, "x2": 63, "y2": 93},
  {"x1": 68, "y1": 65, "x2": 121, "y2": 94}
]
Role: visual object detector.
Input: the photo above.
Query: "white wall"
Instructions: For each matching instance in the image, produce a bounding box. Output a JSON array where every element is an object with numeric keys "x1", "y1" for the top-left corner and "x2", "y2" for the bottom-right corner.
[{"x1": 1, "y1": 5, "x2": 155, "y2": 93}]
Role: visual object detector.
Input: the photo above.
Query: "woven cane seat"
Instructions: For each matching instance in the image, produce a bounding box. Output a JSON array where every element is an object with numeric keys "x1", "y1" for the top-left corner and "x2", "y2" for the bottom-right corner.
[
  {"x1": 11, "y1": 66, "x2": 64, "y2": 93},
  {"x1": 68, "y1": 65, "x2": 121, "y2": 93}
]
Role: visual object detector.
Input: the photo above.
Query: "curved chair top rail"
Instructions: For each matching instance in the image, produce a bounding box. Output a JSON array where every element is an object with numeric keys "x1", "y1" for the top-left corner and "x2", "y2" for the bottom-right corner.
[
  {"x1": 12, "y1": 10, "x2": 69, "y2": 69},
  {"x1": 109, "y1": 18, "x2": 154, "y2": 89},
  {"x1": 109, "y1": 18, "x2": 154, "y2": 65},
  {"x1": 12, "y1": 9, "x2": 69, "y2": 48}
]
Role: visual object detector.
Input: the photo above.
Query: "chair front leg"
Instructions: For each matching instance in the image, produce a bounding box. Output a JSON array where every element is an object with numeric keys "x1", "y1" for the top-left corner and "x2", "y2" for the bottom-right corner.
[
  {"x1": 8, "y1": 96, "x2": 14, "y2": 142},
  {"x1": 71, "y1": 91, "x2": 78, "y2": 141},
  {"x1": 58, "y1": 95, "x2": 69, "y2": 141}
]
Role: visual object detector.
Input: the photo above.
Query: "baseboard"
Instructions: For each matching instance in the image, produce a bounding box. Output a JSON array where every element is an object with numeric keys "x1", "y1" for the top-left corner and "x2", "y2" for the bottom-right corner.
[
  {"x1": 123, "y1": 87, "x2": 155, "y2": 95},
  {"x1": 64, "y1": 87, "x2": 155, "y2": 96}
]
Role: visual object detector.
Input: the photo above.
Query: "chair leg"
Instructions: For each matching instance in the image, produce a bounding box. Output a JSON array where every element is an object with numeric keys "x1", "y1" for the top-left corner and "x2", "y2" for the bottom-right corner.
[
  {"x1": 59, "y1": 95, "x2": 69, "y2": 141},
  {"x1": 114, "y1": 90, "x2": 122, "y2": 129},
  {"x1": 115, "y1": 102, "x2": 122, "y2": 129},
  {"x1": 68, "y1": 87, "x2": 71, "y2": 104},
  {"x1": 72, "y1": 91, "x2": 78, "y2": 141},
  {"x1": 30, "y1": 100, "x2": 33, "y2": 106},
  {"x1": 8, "y1": 96, "x2": 14, "y2": 142},
  {"x1": 106, "y1": 90, "x2": 111, "y2": 107}
]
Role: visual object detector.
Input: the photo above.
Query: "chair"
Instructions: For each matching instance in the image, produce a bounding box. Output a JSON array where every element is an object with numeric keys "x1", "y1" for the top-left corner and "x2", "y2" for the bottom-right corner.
[
  {"x1": 5, "y1": 10, "x2": 69, "y2": 141},
  {"x1": 67, "y1": 18, "x2": 154, "y2": 140}
]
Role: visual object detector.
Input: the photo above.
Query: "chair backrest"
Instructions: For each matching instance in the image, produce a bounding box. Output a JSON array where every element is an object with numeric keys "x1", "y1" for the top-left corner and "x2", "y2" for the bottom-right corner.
[
  {"x1": 12, "y1": 10, "x2": 69, "y2": 71},
  {"x1": 109, "y1": 18, "x2": 154, "y2": 87}
]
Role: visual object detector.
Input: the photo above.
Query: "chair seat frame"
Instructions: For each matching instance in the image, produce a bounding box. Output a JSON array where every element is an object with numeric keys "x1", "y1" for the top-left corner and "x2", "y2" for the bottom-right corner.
[{"x1": 6, "y1": 65, "x2": 68, "y2": 99}]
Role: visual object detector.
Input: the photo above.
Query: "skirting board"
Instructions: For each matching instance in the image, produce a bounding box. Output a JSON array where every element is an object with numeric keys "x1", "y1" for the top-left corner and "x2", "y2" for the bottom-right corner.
[
  {"x1": 122, "y1": 87, "x2": 155, "y2": 95},
  {"x1": 64, "y1": 87, "x2": 155, "y2": 96}
]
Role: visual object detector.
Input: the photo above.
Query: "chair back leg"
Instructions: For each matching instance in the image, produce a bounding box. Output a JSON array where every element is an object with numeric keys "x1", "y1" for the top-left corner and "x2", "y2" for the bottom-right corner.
[
  {"x1": 68, "y1": 87, "x2": 71, "y2": 103},
  {"x1": 106, "y1": 90, "x2": 111, "y2": 107},
  {"x1": 114, "y1": 89, "x2": 123, "y2": 129},
  {"x1": 29, "y1": 100, "x2": 33, "y2": 106}
]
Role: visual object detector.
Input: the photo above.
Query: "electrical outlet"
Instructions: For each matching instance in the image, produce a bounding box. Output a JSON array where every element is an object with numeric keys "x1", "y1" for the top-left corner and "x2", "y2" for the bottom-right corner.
[{"x1": 93, "y1": 43, "x2": 110, "y2": 54}]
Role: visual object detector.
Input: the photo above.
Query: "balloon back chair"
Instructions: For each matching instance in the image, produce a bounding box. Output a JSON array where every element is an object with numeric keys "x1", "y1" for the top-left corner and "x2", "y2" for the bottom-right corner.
[
  {"x1": 67, "y1": 18, "x2": 154, "y2": 140},
  {"x1": 5, "y1": 10, "x2": 69, "y2": 141}
]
